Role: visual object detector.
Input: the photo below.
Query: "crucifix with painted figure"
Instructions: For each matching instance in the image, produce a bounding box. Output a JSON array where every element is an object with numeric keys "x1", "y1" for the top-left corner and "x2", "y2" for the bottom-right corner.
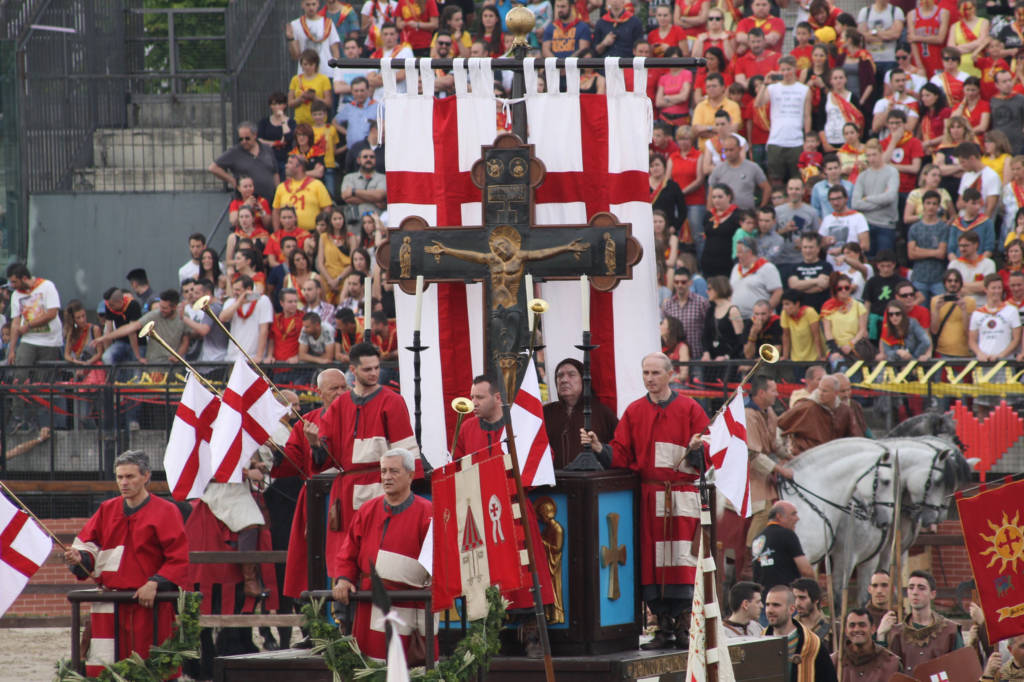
[{"x1": 376, "y1": 133, "x2": 642, "y2": 401}]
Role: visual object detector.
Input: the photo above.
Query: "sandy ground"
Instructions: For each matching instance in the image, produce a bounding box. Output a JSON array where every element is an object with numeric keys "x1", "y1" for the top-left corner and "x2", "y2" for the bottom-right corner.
[{"x1": 0, "y1": 628, "x2": 70, "y2": 682}]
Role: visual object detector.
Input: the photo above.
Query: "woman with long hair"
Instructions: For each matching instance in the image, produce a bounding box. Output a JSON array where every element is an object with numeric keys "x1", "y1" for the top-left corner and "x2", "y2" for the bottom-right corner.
[
  {"x1": 288, "y1": 123, "x2": 326, "y2": 179},
  {"x1": 982, "y1": 129, "x2": 1013, "y2": 182},
  {"x1": 198, "y1": 248, "x2": 228, "y2": 301},
  {"x1": 822, "y1": 68, "x2": 863, "y2": 153},
  {"x1": 934, "y1": 114, "x2": 973, "y2": 195},
  {"x1": 63, "y1": 299, "x2": 104, "y2": 369},
  {"x1": 821, "y1": 273, "x2": 869, "y2": 370},
  {"x1": 258, "y1": 92, "x2": 295, "y2": 178},
  {"x1": 802, "y1": 44, "x2": 833, "y2": 131},
  {"x1": 877, "y1": 302, "x2": 932, "y2": 360},
  {"x1": 228, "y1": 175, "x2": 272, "y2": 231},
  {"x1": 317, "y1": 206, "x2": 354, "y2": 302},
  {"x1": 837, "y1": 122, "x2": 866, "y2": 181},
  {"x1": 1005, "y1": 209, "x2": 1024, "y2": 250},
  {"x1": 226, "y1": 205, "x2": 270, "y2": 267},
  {"x1": 947, "y1": 0, "x2": 988, "y2": 77},
  {"x1": 660, "y1": 315, "x2": 691, "y2": 385},
  {"x1": 692, "y1": 46, "x2": 732, "y2": 101},
  {"x1": 700, "y1": 275, "x2": 744, "y2": 384},
  {"x1": 435, "y1": 5, "x2": 471, "y2": 56},
  {"x1": 475, "y1": 6, "x2": 508, "y2": 57},
  {"x1": 1000, "y1": 239, "x2": 1024, "y2": 290},
  {"x1": 701, "y1": 183, "x2": 740, "y2": 278},
  {"x1": 917, "y1": 82, "x2": 952, "y2": 153},
  {"x1": 284, "y1": 249, "x2": 322, "y2": 309},
  {"x1": 233, "y1": 248, "x2": 266, "y2": 294},
  {"x1": 904, "y1": 163, "x2": 955, "y2": 223},
  {"x1": 838, "y1": 30, "x2": 876, "y2": 113},
  {"x1": 650, "y1": 153, "x2": 687, "y2": 233},
  {"x1": 351, "y1": 247, "x2": 373, "y2": 278},
  {"x1": 667, "y1": 125, "x2": 707, "y2": 256}
]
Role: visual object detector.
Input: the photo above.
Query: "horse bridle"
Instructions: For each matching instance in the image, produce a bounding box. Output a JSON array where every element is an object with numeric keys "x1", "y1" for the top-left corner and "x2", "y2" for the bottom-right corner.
[
  {"x1": 901, "y1": 445, "x2": 952, "y2": 521},
  {"x1": 779, "y1": 449, "x2": 891, "y2": 554}
]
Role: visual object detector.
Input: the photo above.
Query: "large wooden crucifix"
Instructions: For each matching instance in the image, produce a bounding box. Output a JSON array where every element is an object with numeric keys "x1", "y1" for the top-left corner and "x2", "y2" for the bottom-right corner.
[{"x1": 375, "y1": 133, "x2": 642, "y2": 401}]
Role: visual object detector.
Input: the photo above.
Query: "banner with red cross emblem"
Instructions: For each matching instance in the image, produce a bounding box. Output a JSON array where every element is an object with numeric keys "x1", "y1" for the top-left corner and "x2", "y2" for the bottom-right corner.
[
  {"x1": 957, "y1": 478, "x2": 1024, "y2": 642},
  {"x1": 430, "y1": 450, "x2": 526, "y2": 620},
  {"x1": 0, "y1": 493, "x2": 53, "y2": 617}
]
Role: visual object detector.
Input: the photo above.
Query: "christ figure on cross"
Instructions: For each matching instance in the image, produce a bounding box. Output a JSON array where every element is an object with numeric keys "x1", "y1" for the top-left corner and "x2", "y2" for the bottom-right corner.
[{"x1": 424, "y1": 224, "x2": 588, "y2": 355}]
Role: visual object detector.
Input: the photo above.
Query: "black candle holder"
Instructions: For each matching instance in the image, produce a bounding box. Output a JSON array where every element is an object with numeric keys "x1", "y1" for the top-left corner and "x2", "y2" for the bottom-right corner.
[
  {"x1": 565, "y1": 330, "x2": 602, "y2": 471},
  {"x1": 405, "y1": 329, "x2": 429, "y2": 470}
]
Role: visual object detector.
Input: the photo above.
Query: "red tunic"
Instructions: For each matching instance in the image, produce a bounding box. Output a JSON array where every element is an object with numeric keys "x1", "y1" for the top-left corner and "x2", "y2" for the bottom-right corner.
[
  {"x1": 71, "y1": 495, "x2": 189, "y2": 676},
  {"x1": 453, "y1": 415, "x2": 555, "y2": 609},
  {"x1": 335, "y1": 493, "x2": 435, "y2": 661},
  {"x1": 607, "y1": 393, "x2": 709, "y2": 591},
  {"x1": 321, "y1": 387, "x2": 421, "y2": 576},
  {"x1": 269, "y1": 312, "x2": 303, "y2": 361},
  {"x1": 734, "y1": 49, "x2": 780, "y2": 82},
  {"x1": 912, "y1": 6, "x2": 946, "y2": 76},
  {"x1": 674, "y1": 0, "x2": 708, "y2": 39},
  {"x1": 274, "y1": 406, "x2": 326, "y2": 597}
]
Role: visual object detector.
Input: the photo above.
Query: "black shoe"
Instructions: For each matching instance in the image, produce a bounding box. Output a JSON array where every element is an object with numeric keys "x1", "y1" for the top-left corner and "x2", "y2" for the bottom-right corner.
[
  {"x1": 260, "y1": 628, "x2": 280, "y2": 651},
  {"x1": 641, "y1": 616, "x2": 676, "y2": 650},
  {"x1": 674, "y1": 612, "x2": 691, "y2": 649}
]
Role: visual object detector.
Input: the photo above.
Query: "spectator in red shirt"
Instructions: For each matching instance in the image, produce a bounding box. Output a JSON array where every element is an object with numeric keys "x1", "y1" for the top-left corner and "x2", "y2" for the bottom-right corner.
[
  {"x1": 734, "y1": 28, "x2": 781, "y2": 88},
  {"x1": 396, "y1": 0, "x2": 439, "y2": 56},
  {"x1": 265, "y1": 288, "x2": 303, "y2": 364},
  {"x1": 674, "y1": 0, "x2": 710, "y2": 44},
  {"x1": 736, "y1": 0, "x2": 785, "y2": 54},
  {"x1": 649, "y1": 4, "x2": 686, "y2": 55},
  {"x1": 651, "y1": 121, "x2": 680, "y2": 159},
  {"x1": 881, "y1": 109, "x2": 924, "y2": 211}
]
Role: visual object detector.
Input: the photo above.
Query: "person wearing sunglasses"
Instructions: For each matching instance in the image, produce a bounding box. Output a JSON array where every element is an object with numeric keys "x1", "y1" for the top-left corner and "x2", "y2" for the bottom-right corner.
[
  {"x1": 929, "y1": 268, "x2": 975, "y2": 358},
  {"x1": 883, "y1": 44, "x2": 928, "y2": 96},
  {"x1": 208, "y1": 122, "x2": 280, "y2": 203},
  {"x1": 821, "y1": 273, "x2": 870, "y2": 370},
  {"x1": 877, "y1": 304, "x2": 932, "y2": 361}
]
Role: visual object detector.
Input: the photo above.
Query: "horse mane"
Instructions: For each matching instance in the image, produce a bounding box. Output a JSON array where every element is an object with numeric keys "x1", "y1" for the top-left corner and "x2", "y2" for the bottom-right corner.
[{"x1": 787, "y1": 438, "x2": 888, "y2": 471}]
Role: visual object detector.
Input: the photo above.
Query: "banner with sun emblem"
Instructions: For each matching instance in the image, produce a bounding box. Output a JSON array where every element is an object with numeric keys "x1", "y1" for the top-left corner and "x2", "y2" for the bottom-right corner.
[{"x1": 957, "y1": 479, "x2": 1024, "y2": 642}]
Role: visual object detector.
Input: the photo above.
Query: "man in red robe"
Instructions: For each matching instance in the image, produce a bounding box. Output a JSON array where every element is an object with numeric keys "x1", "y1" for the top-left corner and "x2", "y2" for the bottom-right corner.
[
  {"x1": 332, "y1": 448, "x2": 434, "y2": 662},
  {"x1": 454, "y1": 374, "x2": 554, "y2": 658},
  {"x1": 313, "y1": 342, "x2": 421, "y2": 578},
  {"x1": 583, "y1": 352, "x2": 708, "y2": 650},
  {"x1": 64, "y1": 451, "x2": 189, "y2": 677},
  {"x1": 275, "y1": 368, "x2": 348, "y2": 600}
]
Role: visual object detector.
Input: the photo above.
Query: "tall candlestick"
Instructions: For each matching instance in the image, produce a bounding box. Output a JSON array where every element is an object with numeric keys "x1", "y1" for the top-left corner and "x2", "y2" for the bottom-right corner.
[
  {"x1": 413, "y1": 275, "x2": 424, "y2": 332},
  {"x1": 525, "y1": 274, "x2": 534, "y2": 332},
  {"x1": 364, "y1": 276, "x2": 372, "y2": 319},
  {"x1": 580, "y1": 275, "x2": 590, "y2": 333}
]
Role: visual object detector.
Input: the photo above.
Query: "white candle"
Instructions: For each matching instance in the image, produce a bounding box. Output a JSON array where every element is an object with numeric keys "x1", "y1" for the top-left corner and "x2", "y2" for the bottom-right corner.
[
  {"x1": 413, "y1": 275, "x2": 424, "y2": 332},
  {"x1": 581, "y1": 275, "x2": 590, "y2": 333},
  {"x1": 364, "y1": 276, "x2": 372, "y2": 320},
  {"x1": 525, "y1": 274, "x2": 535, "y2": 332}
]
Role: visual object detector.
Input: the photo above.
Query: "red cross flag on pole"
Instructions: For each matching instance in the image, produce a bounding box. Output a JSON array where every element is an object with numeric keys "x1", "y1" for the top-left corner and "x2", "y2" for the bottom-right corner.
[
  {"x1": 0, "y1": 492, "x2": 53, "y2": 617},
  {"x1": 164, "y1": 373, "x2": 220, "y2": 500},
  {"x1": 708, "y1": 389, "x2": 751, "y2": 517},
  {"x1": 209, "y1": 358, "x2": 289, "y2": 483}
]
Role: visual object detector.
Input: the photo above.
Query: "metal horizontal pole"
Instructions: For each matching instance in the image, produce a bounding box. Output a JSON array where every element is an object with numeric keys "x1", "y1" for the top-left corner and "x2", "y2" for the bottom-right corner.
[
  {"x1": 67, "y1": 589, "x2": 183, "y2": 603},
  {"x1": 190, "y1": 550, "x2": 288, "y2": 564},
  {"x1": 328, "y1": 57, "x2": 705, "y2": 70},
  {"x1": 302, "y1": 589, "x2": 431, "y2": 602}
]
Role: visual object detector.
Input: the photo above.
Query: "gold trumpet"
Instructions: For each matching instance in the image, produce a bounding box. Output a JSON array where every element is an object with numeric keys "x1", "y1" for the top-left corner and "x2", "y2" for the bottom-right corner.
[
  {"x1": 449, "y1": 397, "x2": 474, "y2": 459},
  {"x1": 192, "y1": 294, "x2": 307, "y2": 424},
  {"x1": 528, "y1": 298, "x2": 549, "y2": 314},
  {"x1": 140, "y1": 321, "x2": 309, "y2": 479},
  {"x1": 700, "y1": 343, "x2": 780, "y2": 435}
]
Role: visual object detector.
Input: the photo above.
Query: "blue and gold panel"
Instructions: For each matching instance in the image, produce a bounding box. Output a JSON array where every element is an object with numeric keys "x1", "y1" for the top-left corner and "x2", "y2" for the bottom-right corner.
[
  {"x1": 598, "y1": 489, "x2": 635, "y2": 627},
  {"x1": 529, "y1": 491, "x2": 570, "y2": 630}
]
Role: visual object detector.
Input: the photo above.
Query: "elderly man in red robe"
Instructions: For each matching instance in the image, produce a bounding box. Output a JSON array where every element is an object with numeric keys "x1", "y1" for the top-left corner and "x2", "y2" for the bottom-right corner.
[
  {"x1": 582, "y1": 351, "x2": 709, "y2": 650},
  {"x1": 453, "y1": 374, "x2": 555, "y2": 658},
  {"x1": 331, "y1": 448, "x2": 434, "y2": 662},
  {"x1": 312, "y1": 342, "x2": 421, "y2": 579},
  {"x1": 64, "y1": 451, "x2": 189, "y2": 676},
  {"x1": 275, "y1": 367, "x2": 348, "y2": 600}
]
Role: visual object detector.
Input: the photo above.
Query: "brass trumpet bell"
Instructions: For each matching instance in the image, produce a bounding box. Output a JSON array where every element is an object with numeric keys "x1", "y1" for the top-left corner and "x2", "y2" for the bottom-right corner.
[
  {"x1": 451, "y1": 397, "x2": 474, "y2": 414},
  {"x1": 193, "y1": 294, "x2": 212, "y2": 311},
  {"x1": 759, "y1": 344, "x2": 780, "y2": 363},
  {"x1": 528, "y1": 298, "x2": 549, "y2": 314},
  {"x1": 138, "y1": 321, "x2": 155, "y2": 339}
]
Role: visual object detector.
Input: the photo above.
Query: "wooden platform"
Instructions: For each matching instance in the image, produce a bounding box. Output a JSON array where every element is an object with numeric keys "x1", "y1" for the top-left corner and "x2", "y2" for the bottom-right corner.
[{"x1": 213, "y1": 636, "x2": 785, "y2": 681}]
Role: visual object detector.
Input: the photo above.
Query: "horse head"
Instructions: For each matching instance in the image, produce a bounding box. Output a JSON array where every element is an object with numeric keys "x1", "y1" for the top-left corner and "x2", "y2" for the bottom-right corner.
[{"x1": 887, "y1": 437, "x2": 968, "y2": 528}]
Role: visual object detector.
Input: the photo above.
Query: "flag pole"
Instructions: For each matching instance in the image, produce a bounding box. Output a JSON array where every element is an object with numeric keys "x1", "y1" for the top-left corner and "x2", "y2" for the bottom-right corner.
[
  {"x1": 0, "y1": 479, "x2": 96, "y2": 582},
  {"x1": 140, "y1": 321, "x2": 309, "y2": 480},
  {"x1": 696, "y1": 453, "x2": 720, "y2": 682},
  {"x1": 192, "y1": 295, "x2": 310, "y2": 426},
  {"x1": 889, "y1": 453, "x2": 904, "y2": 622}
]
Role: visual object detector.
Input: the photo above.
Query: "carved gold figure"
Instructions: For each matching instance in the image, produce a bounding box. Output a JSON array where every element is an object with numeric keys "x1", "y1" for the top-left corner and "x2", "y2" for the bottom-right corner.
[
  {"x1": 399, "y1": 236, "x2": 412, "y2": 278},
  {"x1": 535, "y1": 496, "x2": 565, "y2": 624},
  {"x1": 603, "y1": 232, "x2": 616, "y2": 275}
]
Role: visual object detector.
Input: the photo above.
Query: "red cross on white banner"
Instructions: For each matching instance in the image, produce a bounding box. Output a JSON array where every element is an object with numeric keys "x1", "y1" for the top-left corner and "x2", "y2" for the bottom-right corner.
[
  {"x1": 164, "y1": 373, "x2": 220, "y2": 500},
  {"x1": 209, "y1": 358, "x2": 289, "y2": 483},
  {"x1": 708, "y1": 390, "x2": 751, "y2": 517},
  {"x1": 0, "y1": 495, "x2": 53, "y2": 617}
]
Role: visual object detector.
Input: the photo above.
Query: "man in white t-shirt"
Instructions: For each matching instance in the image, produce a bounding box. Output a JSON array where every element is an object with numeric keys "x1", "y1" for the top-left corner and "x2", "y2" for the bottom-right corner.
[
  {"x1": 871, "y1": 69, "x2": 919, "y2": 139},
  {"x1": 969, "y1": 273, "x2": 1021, "y2": 412},
  {"x1": 179, "y1": 233, "x2": 205, "y2": 284},
  {"x1": 819, "y1": 185, "x2": 870, "y2": 268},
  {"x1": 857, "y1": 0, "x2": 905, "y2": 69},
  {"x1": 951, "y1": 231, "x2": 997, "y2": 306},
  {"x1": 755, "y1": 55, "x2": 810, "y2": 186},
  {"x1": 6, "y1": 262, "x2": 63, "y2": 429},
  {"x1": 220, "y1": 275, "x2": 274, "y2": 362},
  {"x1": 957, "y1": 142, "x2": 1001, "y2": 218},
  {"x1": 730, "y1": 238, "x2": 783, "y2": 319},
  {"x1": 285, "y1": 0, "x2": 341, "y2": 77}
]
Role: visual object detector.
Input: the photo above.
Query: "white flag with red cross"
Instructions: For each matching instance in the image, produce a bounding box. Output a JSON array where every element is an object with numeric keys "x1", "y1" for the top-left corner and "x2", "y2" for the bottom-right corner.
[
  {"x1": 708, "y1": 389, "x2": 751, "y2": 517},
  {"x1": 0, "y1": 494, "x2": 53, "y2": 617},
  {"x1": 164, "y1": 373, "x2": 220, "y2": 500},
  {"x1": 685, "y1": 530, "x2": 736, "y2": 682},
  {"x1": 209, "y1": 358, "x2": 288, "y2": 483}
]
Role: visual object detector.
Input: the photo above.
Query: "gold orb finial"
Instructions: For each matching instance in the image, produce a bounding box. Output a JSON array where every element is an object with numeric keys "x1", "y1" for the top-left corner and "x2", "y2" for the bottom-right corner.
[{"x1": 505, "y1": 6, "x2": 535, "y2": 48}]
